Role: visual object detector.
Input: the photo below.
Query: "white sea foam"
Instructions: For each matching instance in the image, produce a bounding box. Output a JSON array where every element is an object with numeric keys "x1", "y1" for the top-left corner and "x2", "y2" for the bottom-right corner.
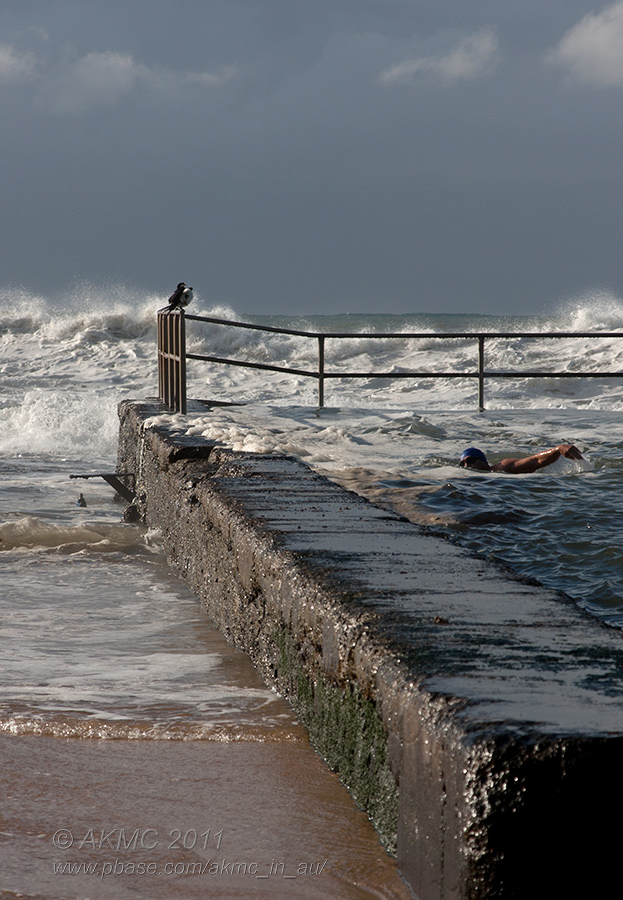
[{"x1": 0, "y1": 515, "x2": 155, "y2": 553}]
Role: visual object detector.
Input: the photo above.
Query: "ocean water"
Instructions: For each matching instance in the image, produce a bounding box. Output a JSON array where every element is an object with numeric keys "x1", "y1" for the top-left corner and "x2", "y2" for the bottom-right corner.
[
  {"x1": 178, "y1": 292, "x2": 623, "y2": 627},
  {"x1": 3, "y1": 284, "x2": 623, "y2": 897}
]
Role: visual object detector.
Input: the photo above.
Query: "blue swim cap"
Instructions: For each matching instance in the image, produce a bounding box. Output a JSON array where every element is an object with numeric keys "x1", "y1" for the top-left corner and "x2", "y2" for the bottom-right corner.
[{"x1": 460, "y1": 447, "x2": 488, "y2": 464}]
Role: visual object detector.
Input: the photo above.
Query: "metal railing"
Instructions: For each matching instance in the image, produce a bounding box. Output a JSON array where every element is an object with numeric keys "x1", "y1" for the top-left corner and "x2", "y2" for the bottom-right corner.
[
  {"x1": 156, "y1": 310, "x2": 623, "y2": 412},
  {"x1": 157, "y1": 308, "x2": 187, "y2": 414}
]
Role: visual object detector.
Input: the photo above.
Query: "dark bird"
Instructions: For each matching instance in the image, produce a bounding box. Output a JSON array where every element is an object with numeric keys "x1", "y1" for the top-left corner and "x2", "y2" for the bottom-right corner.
[{"x1": 167, "y1": 282, "x2": 194, "y2": 310}]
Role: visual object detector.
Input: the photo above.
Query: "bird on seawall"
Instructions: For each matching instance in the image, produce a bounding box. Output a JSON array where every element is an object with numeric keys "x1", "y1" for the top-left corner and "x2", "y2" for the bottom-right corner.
[{"x1": 167, "y1": 282, "x2": 194, "y2": 310}]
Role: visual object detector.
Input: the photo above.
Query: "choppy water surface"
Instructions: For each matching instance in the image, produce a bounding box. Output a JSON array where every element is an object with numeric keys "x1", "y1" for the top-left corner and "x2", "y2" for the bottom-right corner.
[{"x1": 414, "y1": 453, "x2": 623, "y2": 624}]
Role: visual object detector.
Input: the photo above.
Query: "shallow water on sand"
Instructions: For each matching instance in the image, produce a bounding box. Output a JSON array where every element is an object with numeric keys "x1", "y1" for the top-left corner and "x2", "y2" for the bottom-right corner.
[{"x1": 0, "y1": 457, "x2": 412, "y2": 899}]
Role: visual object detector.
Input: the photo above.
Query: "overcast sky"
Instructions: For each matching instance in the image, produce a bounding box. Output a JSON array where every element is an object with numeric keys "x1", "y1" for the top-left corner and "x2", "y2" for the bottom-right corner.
[{"x1": 2, "y1": 1, "x2": 623, "y2": 315}]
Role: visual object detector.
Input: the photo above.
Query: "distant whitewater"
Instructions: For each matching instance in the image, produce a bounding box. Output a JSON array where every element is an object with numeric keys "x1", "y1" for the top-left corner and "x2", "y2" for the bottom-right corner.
[{"x1": 4, "y1": 284, "x2": 623, "y2": 460}]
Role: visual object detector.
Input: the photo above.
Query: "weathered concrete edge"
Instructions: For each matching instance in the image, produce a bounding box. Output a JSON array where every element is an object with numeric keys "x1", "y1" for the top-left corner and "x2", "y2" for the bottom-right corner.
[
  {"x1": 116, "y1": 399, "x2": 623, "y2": 900},
  {"x1": 117, "y1": 400, "x2": 405, "y2": 844}
]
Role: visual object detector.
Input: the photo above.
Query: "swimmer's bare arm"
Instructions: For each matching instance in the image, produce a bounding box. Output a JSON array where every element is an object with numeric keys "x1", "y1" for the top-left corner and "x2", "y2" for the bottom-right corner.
[{"x1": 491, "y1": 444, "x2": 583, "y2": 474}]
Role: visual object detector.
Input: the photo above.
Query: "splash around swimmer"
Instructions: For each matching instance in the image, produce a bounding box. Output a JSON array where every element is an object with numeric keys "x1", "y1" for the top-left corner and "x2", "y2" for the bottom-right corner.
[{"x1": 459, "y1": 444, "x2": 583, "y2": 474}]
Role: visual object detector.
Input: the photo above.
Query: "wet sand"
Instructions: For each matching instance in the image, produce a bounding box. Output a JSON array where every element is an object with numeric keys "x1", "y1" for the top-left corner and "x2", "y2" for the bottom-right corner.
[{"x1": 0, "y1": 734, "x2": 414, "y2": 899}]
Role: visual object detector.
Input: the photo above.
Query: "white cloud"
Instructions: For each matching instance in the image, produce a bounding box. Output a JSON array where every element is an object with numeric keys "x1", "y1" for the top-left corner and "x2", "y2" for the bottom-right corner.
[
  {"x1": 47, "y1": 52, "x2": 143, "y2": 115},
  {"x1": 548, "y1": 2, "x2": 623, "y2": 86},
  {"x1": 140, "y1": 63, "x2": 238, "y2": 96},
  {"x1": 36, "y1": 50, "x2": 238, "y2": 115},
  {"x1": 181, "y1": 66, "x2": 238, "y2": 87},
  {"x1": 0, "y1": 44, "x2": 37, "y2": 83},
  {"x1": 379, "y1": 28, "x2": 498, "y2": 86}
]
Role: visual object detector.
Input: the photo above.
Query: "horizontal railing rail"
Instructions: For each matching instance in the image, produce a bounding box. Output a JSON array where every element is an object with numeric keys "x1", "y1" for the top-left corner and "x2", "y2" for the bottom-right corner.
[{"x1": 156, "y1": 310, "x2": 623, "y2": 412}]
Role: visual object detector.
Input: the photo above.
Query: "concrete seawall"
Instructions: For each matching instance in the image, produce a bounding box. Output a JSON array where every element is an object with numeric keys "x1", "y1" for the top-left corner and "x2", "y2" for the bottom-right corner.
[{"x1": 118, "y1": 399, "x2": 623, "y2": 900}]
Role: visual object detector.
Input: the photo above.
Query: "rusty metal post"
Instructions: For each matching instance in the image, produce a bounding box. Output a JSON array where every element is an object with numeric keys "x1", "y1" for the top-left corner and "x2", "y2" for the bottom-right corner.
[
  {"x1": 176, "y1": 309, "x2": 187, "y2": 414},
  {"x1": 157, "y1": 309, "x2": 186, "y2": 413},
  {"x1": 157, "y1": 310, "x2": 166, "y2": 401},
  {"x1": 318, "y1": 335, "x2": 325, "y2": 408},
  {"x1": 478, "y1": 335, "x2": 485, "y2": 411}
]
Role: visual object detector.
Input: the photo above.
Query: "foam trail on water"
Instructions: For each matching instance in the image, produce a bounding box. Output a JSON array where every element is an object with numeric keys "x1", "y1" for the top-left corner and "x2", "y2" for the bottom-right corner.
[{"x1": 0, "y1": 516, "x2": 158, "y2": 553}]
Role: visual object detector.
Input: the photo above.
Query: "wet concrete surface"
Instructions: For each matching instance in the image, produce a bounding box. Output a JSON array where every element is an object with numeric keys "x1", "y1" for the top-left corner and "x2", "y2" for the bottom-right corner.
[{"x1": 117, "y1": 398, "x2": 623, "y2": 900}]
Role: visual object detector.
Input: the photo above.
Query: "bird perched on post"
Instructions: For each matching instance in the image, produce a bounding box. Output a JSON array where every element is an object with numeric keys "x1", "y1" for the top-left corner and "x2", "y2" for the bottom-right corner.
[{"x1": 167, "y1": 282, "x2": 193, "y2": 310}]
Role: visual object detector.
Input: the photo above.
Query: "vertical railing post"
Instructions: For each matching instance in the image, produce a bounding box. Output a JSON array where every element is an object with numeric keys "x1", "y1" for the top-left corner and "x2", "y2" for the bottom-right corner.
[
  {"x1": 157, "y1": 310, "x2": 164, "y2": 400},
  {"x1": 176, "y1": 309, "x2": 187, "y2": 414},
  {"x1": 168, "y1": 312, "x2": 175, "y2": 408},
  {"x1": 166, "y1": 312, "x2": 174, "y2": 408},
  {"x1": 156, "y1": 309, "x2": 186, "y2": 413},
  {"x1": 478, "y1": 335, "x2": 485, "y2": 411},
  {"x1": 318, "y1": 335, "x2": 325, "y2": 408}
]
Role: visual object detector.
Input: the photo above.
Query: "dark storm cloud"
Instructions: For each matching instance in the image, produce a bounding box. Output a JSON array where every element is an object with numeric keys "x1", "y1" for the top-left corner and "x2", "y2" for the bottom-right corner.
[{"x1": 1, "y1": 1, "x2": 623, "y2": 313}]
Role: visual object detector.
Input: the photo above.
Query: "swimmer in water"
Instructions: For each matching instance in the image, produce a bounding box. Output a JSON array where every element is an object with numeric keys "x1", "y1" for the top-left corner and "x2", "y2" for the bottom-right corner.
[
  {"x1": 459, "y1": 444, "x2": 583, "y2": 474},
  {"x1": 76, "y1": 493, "x2": 87, "y2": 507}
]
